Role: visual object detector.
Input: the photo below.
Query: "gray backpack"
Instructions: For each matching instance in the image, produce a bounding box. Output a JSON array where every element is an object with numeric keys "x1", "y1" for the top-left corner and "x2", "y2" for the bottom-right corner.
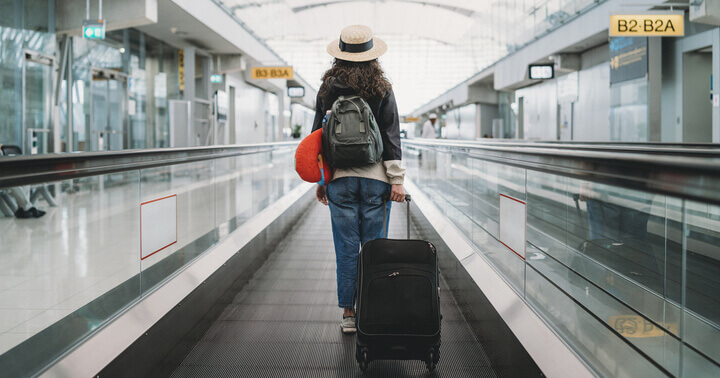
[{"x1": 322, "y1": 95, "x2": 383, "y2": 169}]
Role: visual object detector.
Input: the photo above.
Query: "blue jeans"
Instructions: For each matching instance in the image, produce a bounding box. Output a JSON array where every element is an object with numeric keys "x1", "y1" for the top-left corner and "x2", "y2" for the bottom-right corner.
[{"x1": 327, "y1": 177, "x2": 391, "y2": 309}]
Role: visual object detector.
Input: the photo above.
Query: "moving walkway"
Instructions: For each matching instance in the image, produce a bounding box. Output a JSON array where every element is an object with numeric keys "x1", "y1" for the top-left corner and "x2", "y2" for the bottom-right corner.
[{"x1": 1, "y1": 139, "x2": 719, "y2": 377}]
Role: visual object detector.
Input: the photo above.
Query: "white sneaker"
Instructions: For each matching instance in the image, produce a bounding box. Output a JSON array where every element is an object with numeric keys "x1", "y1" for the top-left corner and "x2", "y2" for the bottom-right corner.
[{"x1": 341, "y1": 316, "x2": 356, "y2": 334}]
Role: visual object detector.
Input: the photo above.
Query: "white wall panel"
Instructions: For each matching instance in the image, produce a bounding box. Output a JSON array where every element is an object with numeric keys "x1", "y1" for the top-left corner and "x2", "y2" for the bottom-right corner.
[
  {"x1": 458, "y1": 104, "x2": 477, "y2": 140},
  {"x1": 226, "y1": 73, "x2": 270, "y2": 144},
  {"x1": 516, "y1": 81, "x2": 557, "y2": 140},
  {"x1": 479, "y1": 104, "x2": 500, "y2": 138},
  {"x1": 574, "y1": 63, "x2": 610, "y2": 141}
]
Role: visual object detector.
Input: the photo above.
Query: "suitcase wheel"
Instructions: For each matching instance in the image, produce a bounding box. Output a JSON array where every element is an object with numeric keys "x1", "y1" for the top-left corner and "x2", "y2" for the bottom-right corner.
[
  {"x1": 358, "y1": 348, "x2": 369, "y2": 372},
  {"x1": 426, "y1": 349, "x2": 438, "y2": 372}
]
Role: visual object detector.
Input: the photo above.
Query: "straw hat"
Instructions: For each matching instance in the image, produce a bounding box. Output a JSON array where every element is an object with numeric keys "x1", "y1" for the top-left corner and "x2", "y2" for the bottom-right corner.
[{"x1": 327, "y1": 25, "x2": 387, "y2": 62}]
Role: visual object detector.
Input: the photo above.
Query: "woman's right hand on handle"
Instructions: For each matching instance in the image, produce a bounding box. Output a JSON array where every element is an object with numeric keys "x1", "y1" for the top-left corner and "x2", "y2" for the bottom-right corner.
[
  {"x1": 316, "y1": 185, "x2": 328, "y2": 206},
  {"x1": 389, "y1": 184, "x2": 405, "y2": 202}
]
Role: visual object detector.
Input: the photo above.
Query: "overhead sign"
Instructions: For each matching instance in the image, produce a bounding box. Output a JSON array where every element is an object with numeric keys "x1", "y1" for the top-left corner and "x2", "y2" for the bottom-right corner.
[
  {"x1": 82, "y1": 19, "x2": 105, "y2": 40},
  {"x1": 529, "y1": 64, "x2": 554, "y2": 80},
  {"x1": 251, "y1": 66, "x2": 293, "y2": 80},
  {"x1": 287, "y1": 86, "x2": 305, "y2": 98},
  {"x1": 210, "y1": 74, "x2": 223, "y2": 84},
  {"x1": 610, "y1": 14, "x2": 684, "y2": 37},
  {"x1": 178, "y1": 50, "x2": 185, "y2": 91},
  {"x1": 405, "y1": 117, "x2": 419, "y2": 122},
  {"x1": 609, "y1": 37, "x2": 647, "y2": 84}
]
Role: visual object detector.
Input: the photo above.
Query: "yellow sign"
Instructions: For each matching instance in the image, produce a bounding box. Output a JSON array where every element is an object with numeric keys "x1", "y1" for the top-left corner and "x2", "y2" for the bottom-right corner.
[
  {"x1": 609, "y1": 315, "x2": 678, "y2": 338},
  {"x1": 251, "y1": 66, "x2": 294, "y2": 80},
  {"x1": 405, "y1": 117, "x2": 420, "y2": 122},
  {"x1": 178, "y1": 49, "x2": 185, "y2": 91},
  {"x1": 610, "y1": 14, "x2": 684, "y2": 37}
]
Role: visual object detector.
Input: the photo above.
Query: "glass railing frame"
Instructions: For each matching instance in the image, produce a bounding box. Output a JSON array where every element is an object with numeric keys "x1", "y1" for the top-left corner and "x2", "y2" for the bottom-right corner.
[
  {"x1": 0, "y1": 141, "x2": 299, "y2": 189},
  {"x1": 403, "y1": 139, "x2": 720, "y2": 207},
  {"x1": 402, "y1": 139, "x2": 720, "y2": 376},
  {"x1": 0, "y1": 141, "x2": 303, "y2": 377}
]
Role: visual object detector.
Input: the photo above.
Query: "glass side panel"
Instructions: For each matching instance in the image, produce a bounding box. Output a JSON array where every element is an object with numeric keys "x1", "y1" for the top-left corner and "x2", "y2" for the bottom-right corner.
[
  {"x1": 0, "y1": 143, "x2": 303, "y2": 376},
  {"x1": 215, "y1": 155, "x2": 254, "y2": 231},
  {"x1": 445, "y1": 154, "x2": 473, "y2": 237},
  {"x1": 0, "y1": 173, "x2": 141, "y2": 377},
  {"x1": 525, "y1": 266, "x2": 668, "y2": 377},
  {"x1": 140, "y1": 160, "x2": 216, "y2": 294},
  {"x1": 682, "y1": 200, "x2": 720, "y2": 368},
  {"x1": 403, "y1": 144, "x2": 720, "y2": 377}
]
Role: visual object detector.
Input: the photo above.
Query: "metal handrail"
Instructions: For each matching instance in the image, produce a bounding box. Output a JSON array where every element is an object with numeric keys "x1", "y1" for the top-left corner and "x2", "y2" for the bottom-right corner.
[
  {"x1": 409, "y1": 138, "x2": 720, "y2": 156},
  {"x1": 0, "y1": 141, "x2": 299, "y2": 189},
  {"x1": 403, "y1": 139, "x2": 720, "y2": 206}
]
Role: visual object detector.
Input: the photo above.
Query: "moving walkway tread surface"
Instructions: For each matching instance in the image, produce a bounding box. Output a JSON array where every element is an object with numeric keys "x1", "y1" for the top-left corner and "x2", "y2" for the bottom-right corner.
[{"x1": 171, "y1": 202, "x2": 498, "y2": 377}]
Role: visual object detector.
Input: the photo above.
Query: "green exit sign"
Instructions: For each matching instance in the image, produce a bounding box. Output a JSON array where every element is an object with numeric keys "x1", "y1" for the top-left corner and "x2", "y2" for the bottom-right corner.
[
  {"x1": 82, "y1": 19, "x2": 105, "y2": 40},
  {"x1": 210, "y1": 74, "x2": 223, "y2": 84}
]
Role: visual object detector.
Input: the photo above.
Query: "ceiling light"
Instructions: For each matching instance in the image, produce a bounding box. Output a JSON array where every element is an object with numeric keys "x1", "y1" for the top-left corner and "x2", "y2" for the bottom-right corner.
[{"x1": 170, "y1": 27, "x2": 188, "y2": 36}]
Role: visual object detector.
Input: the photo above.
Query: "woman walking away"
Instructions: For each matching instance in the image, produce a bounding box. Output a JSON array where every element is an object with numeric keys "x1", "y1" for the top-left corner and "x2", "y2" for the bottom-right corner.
[{"x1": 313, "y1": 25, "x2": 405, "y2": 334}]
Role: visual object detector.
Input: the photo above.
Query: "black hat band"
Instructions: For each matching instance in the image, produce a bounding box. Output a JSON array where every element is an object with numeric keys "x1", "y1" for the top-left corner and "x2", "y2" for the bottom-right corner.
[{"x1": 339, "y1": 37, "x2": 374, "y2": 53}]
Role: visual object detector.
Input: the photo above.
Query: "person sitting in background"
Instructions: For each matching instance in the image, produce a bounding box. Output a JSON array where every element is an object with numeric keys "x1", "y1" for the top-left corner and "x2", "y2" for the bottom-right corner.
[
  {"x1": 0, "y1": 145, "x2": 46, "y2": 218},
  {"x1": 0, "y1": 187, "x2": 45, "y2": 218}
]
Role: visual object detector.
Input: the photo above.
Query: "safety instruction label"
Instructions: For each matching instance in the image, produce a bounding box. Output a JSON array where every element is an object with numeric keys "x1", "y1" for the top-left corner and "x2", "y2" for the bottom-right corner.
[
  {"x1": 141, "y1": 194, "x2": 178, "y2": 260},
  {"x1": 499, "y1": 194, "x2": 526, "y2": 260},
  {"x1": 610, "y1": 14, "x2": 684, "y2": 37},
  {"x1": 609, "y1": 315, "x2": 678, "y2": 338}
]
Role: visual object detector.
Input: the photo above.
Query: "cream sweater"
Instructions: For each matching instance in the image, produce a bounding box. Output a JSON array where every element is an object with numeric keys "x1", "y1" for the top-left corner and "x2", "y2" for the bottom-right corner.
[{"x1": 332, "y1": 159, "x2": 405, "y2": 185}]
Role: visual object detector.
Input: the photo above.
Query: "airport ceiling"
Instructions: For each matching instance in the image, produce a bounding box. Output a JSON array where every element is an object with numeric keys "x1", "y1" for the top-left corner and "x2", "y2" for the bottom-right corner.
[{"x1": 216, "y1": 0, "x2": 523, "y2": 114}]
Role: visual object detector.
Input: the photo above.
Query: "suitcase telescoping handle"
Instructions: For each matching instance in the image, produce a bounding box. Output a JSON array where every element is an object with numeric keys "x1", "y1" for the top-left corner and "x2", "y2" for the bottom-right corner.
[{"x1": 381, "y1": 194, "x2": 412, "y2": 239}]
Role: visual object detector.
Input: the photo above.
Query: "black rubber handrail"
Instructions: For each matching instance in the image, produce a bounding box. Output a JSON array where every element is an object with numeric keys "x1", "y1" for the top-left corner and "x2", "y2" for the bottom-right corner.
[
  {"x1": 408, "y1": 138, "x2": 720, "y2": 156},
  {"x1": 403, "y1": 139, "x2": 720, "y2": 206},
  {"x1": 4, "y1": 138, "x2": 720, "y2": 205},
  {"x1": 0, "y1": 142, "x2": 298, "y2": 189}
]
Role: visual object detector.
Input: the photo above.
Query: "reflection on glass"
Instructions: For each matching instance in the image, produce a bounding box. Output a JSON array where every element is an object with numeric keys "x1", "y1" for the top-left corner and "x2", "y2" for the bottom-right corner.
[
  {"x1": 576, "y1": 182, "x2": 662, "y2": 294},
  {"x1": 610, "y1": 77, "x2": 648, "y2": 142},
  {"x1": 402, "y1": 144, "x2": 720, "y2": 376},
  {"x1": 0, "y1": 143, "x2": 303, "y2": 376},
  {"x1": 682, "y1": 200, "x2": 720, "y2": 366},
  {"x1": 140, "y1": 161, "x2": 216, "y2": 293},
  {"x1": 0, "y1": 172, "x2": 141, "y2": 376}
]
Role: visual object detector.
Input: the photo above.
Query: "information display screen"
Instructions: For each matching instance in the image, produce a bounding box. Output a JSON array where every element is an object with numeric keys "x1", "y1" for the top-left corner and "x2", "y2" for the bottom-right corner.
[
  {"x1": 288, "y1": 86, "x2": 305, "y2": 98},
  {"x1": 529, "y1": 64, "x2": 554, "y2": 80}
]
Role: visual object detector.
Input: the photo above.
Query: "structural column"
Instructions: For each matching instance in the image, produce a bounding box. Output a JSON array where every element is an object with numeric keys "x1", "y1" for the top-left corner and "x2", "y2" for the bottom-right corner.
[
  {"x1": 648, "y1": 37, "x2": 662, "y2": 142},
  {"x1": 713, "y1": 29, "x2": 720, "y2": 143},
  {"x1": 182, "y1": 47, "x2": 195, "y2": 146}
]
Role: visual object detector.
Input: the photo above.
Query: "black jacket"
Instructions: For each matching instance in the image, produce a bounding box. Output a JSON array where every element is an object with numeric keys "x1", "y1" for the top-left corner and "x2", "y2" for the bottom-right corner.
[{"x1": 312, "y1": 78, "x2": 402, "y2": 162}]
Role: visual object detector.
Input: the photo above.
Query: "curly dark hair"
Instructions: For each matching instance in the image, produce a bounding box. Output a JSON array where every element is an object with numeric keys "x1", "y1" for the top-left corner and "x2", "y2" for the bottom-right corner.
[{"x1": 318, "y1": 58, "x2": 392, "y2": 101}]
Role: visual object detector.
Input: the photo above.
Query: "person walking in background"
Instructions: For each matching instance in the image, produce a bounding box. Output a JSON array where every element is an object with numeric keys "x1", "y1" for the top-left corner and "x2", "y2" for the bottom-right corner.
[
  {"x1": 421, "y1": 113, "x2": 438, "y2": 138},
  {"x1": 312, "y1": 24, "x2": 406, "y2": 334}
]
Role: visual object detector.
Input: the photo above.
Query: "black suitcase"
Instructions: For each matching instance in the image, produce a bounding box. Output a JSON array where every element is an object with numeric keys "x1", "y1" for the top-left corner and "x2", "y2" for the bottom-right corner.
[{"x1": 355, "y1": 194, "x2": 441, "y2": 372}]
